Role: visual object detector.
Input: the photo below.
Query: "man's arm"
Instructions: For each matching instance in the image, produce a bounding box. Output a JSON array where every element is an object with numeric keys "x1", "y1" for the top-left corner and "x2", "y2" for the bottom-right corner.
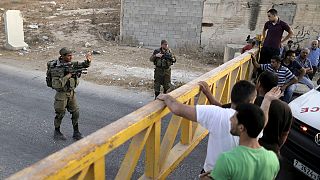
[
  {"x1": 251, "y1": 54, "x2": 261, "y2": 69},
  {"x1": 305, "y1": 61, "x2": 313, "y2": 74},
  {"x1": 198, "y1": 81, "x2": 222, "y2": 106},
  {"x1": 280, "y1": 76, "x2": 298, "y2": 92},
  {"x1": 262, "y1": 27, "x2": 267, "y2": 40},
  {"x1": 199, "y1": 172, "x2": 213, "y2": 180},
  {"x1": 150, "y1": 54, "x2": 156, "y2": 62},
  {"x1": 297, "y1": 67, "x2": 306, "y2": 81},
  {"x1": 77, "y1": 52, "x2": 92, "y2": 68},
  {"x1": 169, "y1": 50, "x2": 177, "y2": 63},
  {"x1": 305, "y1": 67, "x2": 313, "y2": 74},
  {"x1": 281, "y1": 27, "x2": 294, "y2": 44},
  {"x1": 157, "y1": 94, "x2": 197, "y2": 122},
  {"x1": 150, "y1": 49, "x2": 162, "y2": 62},
  {"x1": 260, "y1": 87, "x2": 282, "y2": 127},
  {"x1": 279, "y1": 131, "x2": 290, "y2": 148}
]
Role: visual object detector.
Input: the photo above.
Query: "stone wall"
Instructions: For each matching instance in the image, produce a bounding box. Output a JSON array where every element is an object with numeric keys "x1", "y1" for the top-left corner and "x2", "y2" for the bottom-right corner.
[{"x1": 120, "y1": 0, "x2": 204, "y2": 48}]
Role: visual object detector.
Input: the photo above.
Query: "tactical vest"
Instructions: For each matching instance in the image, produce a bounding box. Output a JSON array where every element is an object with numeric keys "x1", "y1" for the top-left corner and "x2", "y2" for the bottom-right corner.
[
  {"x1": 46, "y1": 59, "x2": 79, "y2": 91},
  {"x1": 154, "y1": 49, "x2": 175, "y2": 69}
]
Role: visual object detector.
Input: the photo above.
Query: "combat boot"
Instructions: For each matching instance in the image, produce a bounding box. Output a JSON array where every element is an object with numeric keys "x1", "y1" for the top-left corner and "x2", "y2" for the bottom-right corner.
[
  {"x1": 73, "y1": 131, "x2": 83, "y2": 140},
  {"x1": 72, "y1": 124, "x2": 83, "y2": 140},
  {"x1": 54, "y1": 128, "x2": 67, "y2": 140}
]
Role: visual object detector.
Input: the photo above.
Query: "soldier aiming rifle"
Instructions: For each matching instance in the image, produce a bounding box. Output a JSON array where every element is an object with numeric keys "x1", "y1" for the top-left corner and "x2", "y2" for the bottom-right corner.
[{"x1": 46, "y1": 47, "x2": 92, "y2": 140}]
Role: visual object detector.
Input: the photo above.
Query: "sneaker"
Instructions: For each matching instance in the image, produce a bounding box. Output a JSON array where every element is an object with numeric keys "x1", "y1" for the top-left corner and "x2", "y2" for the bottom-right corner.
[
  {"x1": 72, "y1": 131, "x2": 83, "y2": 140},
  {"x1": 54, "y1": 130, "x2": 67, "y2": 140}
]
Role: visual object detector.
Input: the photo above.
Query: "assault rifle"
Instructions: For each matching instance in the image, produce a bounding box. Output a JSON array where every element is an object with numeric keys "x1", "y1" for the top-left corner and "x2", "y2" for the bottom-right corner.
[{"x1": 58, "y1": 62, "x2": 88, "y2": 78}]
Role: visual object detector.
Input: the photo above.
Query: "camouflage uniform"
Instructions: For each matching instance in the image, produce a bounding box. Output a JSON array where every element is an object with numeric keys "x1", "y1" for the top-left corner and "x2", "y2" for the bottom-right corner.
[
  {"x1": 150, "y1": 47, "x2": 176, "y2": 97},
  {"x1": 52, "y1": 58, "x2": 90, "y2": 127},
  {"x1": 48, "y1": 53, "x2": 90, "y2": 140}
]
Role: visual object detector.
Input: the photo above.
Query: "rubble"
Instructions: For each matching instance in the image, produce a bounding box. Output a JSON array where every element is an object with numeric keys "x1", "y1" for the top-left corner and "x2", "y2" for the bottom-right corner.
[
  {"x1": 28, "y1": 24, "x2": 39, "y2": 29},
  {"x1": 0, "y1": 0, "x2": 219, "y2": 91}
]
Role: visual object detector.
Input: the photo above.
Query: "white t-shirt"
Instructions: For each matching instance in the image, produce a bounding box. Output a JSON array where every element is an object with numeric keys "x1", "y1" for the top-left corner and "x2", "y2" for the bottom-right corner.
[{"x1": 196, "y1": 105, "x2": 238, "y2": 172}]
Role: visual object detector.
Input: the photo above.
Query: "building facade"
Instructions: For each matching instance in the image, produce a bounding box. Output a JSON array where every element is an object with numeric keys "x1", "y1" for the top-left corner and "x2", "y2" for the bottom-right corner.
[{"x1": 120, "y1": 0, "x2": 320, "y2": 52}]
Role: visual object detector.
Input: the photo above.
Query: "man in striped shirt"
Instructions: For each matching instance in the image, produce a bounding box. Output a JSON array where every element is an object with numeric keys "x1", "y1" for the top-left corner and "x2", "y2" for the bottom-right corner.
[{"x1": 252, "y1": 55, "x2": 298, "y2": 103}]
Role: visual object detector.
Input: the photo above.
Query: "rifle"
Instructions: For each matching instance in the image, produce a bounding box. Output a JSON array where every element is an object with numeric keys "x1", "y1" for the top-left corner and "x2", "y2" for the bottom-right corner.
[
  {"x1": 58, "y1": 62, "x2": 88, "y2": 78},
  {"x1": 66, "y1": 67, "x2": 88, "y2": 78}
]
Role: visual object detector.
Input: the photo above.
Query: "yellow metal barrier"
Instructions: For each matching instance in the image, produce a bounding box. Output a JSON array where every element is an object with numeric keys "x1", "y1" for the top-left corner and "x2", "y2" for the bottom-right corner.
[{"x1": 7, "y1": 51, "x2": 254, "y2": 180}]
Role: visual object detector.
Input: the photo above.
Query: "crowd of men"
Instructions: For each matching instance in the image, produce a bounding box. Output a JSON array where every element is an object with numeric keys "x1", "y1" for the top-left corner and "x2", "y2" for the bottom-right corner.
[{"x1": 156, "y1": 8, "x2": 319, "y2": 180}]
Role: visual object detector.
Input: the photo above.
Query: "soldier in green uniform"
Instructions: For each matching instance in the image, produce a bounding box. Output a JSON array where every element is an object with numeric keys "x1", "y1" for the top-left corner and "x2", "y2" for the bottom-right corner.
[
  {"x1": 47, "y1": 47, "x2": 92, "y2": 140},
  {"x1": 150, "y1": 40, "x2": 176, "y2": 98}
]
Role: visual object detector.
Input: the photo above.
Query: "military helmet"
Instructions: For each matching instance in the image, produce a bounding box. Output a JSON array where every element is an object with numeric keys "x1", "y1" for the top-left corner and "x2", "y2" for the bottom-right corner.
[{"x1": 59, "y1": 47, "x2": 73, "y2": 56}]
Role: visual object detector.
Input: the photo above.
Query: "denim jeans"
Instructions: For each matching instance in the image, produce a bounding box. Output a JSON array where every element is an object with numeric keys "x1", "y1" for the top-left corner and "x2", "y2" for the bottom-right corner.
[
  {"x1": 282, "y1": 84, "x2": 297, "y2": 103},
  {"x1": 299, "y1": 76, "x2": 314, "y2": 89}
]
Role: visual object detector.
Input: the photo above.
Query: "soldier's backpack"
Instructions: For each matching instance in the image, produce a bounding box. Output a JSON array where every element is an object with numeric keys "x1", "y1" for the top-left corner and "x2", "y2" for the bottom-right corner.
[{"x1": 46, "y1": 60, "x2": 58, "y2": 88}]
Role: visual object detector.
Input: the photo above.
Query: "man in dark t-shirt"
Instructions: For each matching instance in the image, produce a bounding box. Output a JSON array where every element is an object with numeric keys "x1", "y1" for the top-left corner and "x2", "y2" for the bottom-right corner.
[
  {"x1": 282, "y1": 50, "x2": 314, "y2": 89},
  {"x1": 282, "y1": 50, "x2": 303, "y2": 76},
  {"x1": 260, "y1": 9, "x2": 293, "y2": 64}
]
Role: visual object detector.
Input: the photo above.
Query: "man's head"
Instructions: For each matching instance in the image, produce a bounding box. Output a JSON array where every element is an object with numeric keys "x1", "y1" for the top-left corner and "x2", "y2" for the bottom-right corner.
[
  {"x1": 256, "y1": 71, "x2": 278, "y2": 95},
  {"x1": 311, "y1": 40, "x2": 318, "y2": 50},
  {"x1": 284, "y1": 50, "x2": 296, "y2": 62},
  {"x1": 231, "y1": 80, "x2": 257, "y2": 106},
  {"x1": 270, "y1": 55, "x2": 282, "y2": 69},
  {"x1": 59, "y1": 47, "x2": 73, "y2": 62},
  {"x1": 161, "y1": 40, "x2": 168, "y2": 50},
  {"x1": 300, "y1": 48, "x2": 310, "y2": 59},
  {"x1": 267, "y1": 9, "x2": 278, "y2": 22},
  {"x1": 288, "y1": 40, "x2": 293, "y2": 47},
  {"x1": 230, "y1": 103, "x2": 265, "y2": 138}
]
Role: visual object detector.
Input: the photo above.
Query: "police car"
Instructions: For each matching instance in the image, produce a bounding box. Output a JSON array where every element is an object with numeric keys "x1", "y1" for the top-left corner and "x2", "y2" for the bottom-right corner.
[{"x1": 283, "y1": 85, "x2": 320, "y2": 180}]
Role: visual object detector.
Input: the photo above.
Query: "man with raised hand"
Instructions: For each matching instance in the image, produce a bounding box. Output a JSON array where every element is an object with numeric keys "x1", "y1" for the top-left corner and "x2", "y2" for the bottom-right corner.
[{"x1": 157, "y1": 80, "x2": 281, "y2": 174}]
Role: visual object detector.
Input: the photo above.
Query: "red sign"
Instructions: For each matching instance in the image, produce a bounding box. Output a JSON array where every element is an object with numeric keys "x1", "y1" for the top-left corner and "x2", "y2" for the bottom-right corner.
[{"x1": 301, "y1": 107, "x2": 320, "y2": 113}]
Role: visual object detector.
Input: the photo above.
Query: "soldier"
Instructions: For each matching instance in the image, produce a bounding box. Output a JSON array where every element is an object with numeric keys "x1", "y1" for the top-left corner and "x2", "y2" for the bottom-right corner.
[
  {"x1": 47, "y1": 47, "x2": 92, "y2": 140},
  {"x1": 150, "y1": 40, "x2": 176, "y2": 99}
]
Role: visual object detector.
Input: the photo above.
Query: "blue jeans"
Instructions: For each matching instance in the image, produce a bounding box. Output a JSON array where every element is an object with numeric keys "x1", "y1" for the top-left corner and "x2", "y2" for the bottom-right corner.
[
  {"x1": 282, "y1": 84, "x2": 297, "y2": 103},
  {"x1": 299, "y1": 76, "x2": 314, "y2": 89}
]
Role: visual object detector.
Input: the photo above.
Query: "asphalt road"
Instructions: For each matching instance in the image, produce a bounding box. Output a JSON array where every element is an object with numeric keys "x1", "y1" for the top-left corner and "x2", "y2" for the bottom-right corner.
[
  {"x1": 0, "y1": 63, "x2": 154, "y2": 178},
  {"x1": 0, "y1": 63, "x2": 310, "y2": 180},
  {"x1": 0, "y1": 63, "x2": 208, "y2": 179}
]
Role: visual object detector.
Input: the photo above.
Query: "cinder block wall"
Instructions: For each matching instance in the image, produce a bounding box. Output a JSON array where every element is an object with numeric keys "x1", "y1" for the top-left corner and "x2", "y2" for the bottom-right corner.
[
  {"x1": 120, "y1": 0, "x2": 320, "y2": 53},
  {"x1": 120, "y1": 0, "x2": 204, "y2": 48},
  {"x1": 201, "y1": 0, "x2": 320, "y2": 52}
]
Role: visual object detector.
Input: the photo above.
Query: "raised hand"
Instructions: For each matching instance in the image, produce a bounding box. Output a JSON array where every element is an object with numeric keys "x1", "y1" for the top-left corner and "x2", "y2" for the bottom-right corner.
[
  {"x1": 86, "y1": 52, "x2": 92, "y2": 62},
  {"x1": 265, "y1": 86, "x2": 282, "y2": 101}
]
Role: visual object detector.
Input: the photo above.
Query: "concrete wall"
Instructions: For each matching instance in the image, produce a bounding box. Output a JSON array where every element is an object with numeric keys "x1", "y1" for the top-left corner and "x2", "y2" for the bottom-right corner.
[
  {"x1": 120, "y1": 0, "x2": 320, "y2": 52},
  {"x1": 201, "y1": 0, "x2": 320, "y2": 52},
  {"x1": 120, "y1": 0, "x2": 204, "y2": 48}
]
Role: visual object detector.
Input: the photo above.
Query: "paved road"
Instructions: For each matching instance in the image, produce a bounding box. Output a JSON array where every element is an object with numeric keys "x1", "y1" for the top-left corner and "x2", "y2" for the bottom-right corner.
[
  {"x1": 0, "y1": 63, "x2": 155, "y2": 178},
  {"x1": 0, "y1": 63, "x2": 208, "y2": 179},
  {"x1": 0, "y1": 63, "x2": 310, "y2": 179}
]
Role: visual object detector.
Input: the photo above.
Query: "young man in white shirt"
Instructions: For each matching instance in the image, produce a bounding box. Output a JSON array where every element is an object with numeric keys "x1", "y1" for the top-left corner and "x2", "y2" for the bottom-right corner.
[{"x1": 157, "y1": 80, "x2": 281, "y2": 174}]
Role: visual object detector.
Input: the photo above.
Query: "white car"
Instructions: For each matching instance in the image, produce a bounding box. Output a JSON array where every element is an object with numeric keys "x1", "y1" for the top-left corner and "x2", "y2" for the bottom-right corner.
[{"x1": 283, "y1": 85, "x2": 320, "y2": 180}]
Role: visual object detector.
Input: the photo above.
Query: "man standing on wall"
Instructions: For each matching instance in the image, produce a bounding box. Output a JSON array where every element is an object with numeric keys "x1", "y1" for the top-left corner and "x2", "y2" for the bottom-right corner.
[
  {"x1": 150, "y1": 40, "x2": 176, "y2": 99},
  {"x1": 260, "y1": 8, "x2": 294, "y2": 64}
]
